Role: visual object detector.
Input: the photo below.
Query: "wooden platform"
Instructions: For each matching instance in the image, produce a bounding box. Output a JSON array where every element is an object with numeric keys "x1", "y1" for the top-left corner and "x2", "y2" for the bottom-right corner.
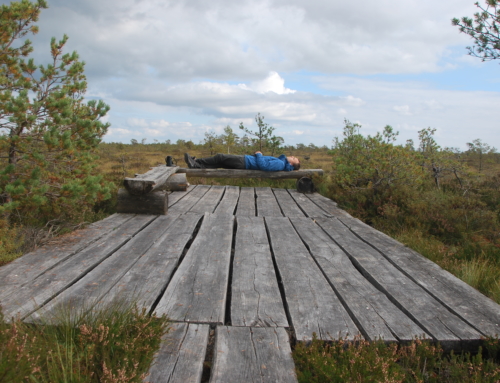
[{"x1": 1, "y1": 185, "x2": 500, "y2": 382}]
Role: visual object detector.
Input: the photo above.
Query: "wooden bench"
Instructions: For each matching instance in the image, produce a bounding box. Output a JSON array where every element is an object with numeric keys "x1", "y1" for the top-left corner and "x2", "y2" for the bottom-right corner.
[{"x1": 117, "y1": 165, "x2": 324, "y2": 215}]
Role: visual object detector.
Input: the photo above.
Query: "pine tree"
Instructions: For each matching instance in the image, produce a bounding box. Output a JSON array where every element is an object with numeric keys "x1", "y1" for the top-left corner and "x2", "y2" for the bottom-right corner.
[{"x1": 0, "y1": 0, "x2": 113, "y2": 224}]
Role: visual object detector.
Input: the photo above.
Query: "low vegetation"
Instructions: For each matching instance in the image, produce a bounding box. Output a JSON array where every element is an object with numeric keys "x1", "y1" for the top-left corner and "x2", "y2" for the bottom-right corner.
[{"x1": 0, "y1": 303, "x2": 168, "y2": 382}]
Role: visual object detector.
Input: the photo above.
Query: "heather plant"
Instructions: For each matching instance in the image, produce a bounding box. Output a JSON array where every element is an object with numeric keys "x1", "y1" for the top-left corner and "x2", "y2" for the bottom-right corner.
[
  {"x1": 0, "y1": 303, "x2": 168, "y2": 382},
  {"x1": 293, "y1": 334, "x2": 500, "y2": 383}
]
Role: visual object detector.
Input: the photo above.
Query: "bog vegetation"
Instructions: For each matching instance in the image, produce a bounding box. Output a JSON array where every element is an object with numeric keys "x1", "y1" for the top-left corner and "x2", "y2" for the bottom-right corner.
[{"x1": 1, "y1": 0, "x2": 500, "y2": 381}]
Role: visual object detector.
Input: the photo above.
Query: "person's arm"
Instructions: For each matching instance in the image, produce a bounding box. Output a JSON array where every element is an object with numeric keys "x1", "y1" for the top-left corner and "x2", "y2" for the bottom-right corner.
[{"x1": 254, "y1": 153, "x2": 285, "y2": 171}]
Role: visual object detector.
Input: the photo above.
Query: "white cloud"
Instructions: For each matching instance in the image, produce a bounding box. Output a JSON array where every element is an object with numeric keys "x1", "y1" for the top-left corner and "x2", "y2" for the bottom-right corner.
[
  {"x1": 239, "y1": 72, "x2": 296, "y2": 94},
  {"x1": 293, "y1": 130, "x2": 304, "y2": 135},
  {"x1": 393, "y1": 105, "x2": 412, "y2": 115}
]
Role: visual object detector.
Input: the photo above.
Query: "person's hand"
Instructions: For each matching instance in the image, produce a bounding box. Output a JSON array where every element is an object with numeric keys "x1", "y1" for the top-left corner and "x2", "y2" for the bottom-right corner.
[{"x1": 254, "y1": 151, "x2": 262, "y2": 154}]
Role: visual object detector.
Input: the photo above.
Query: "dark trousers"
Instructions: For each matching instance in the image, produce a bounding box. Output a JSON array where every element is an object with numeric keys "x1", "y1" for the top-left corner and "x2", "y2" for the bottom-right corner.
[{"x1": 195, "y1": 154, "x2": 246, "y2": 169}]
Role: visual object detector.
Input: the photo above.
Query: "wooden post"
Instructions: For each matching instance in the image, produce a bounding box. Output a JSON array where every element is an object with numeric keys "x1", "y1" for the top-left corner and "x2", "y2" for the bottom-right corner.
[
  {"x1": 116, "y1": 188, "x2": 168, "y2": 215},
  {"x1": 161, "y1": 173, "x2": 189, "y2": 191},
  {"x1": 296, "y1": 177, "x2": 315, "y2": 193}
]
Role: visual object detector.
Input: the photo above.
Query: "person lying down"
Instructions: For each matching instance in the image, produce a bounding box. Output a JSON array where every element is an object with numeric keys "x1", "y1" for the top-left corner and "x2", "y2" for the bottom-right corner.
[{"x1": 184, "y1": 152, "x2": 300, "y2": 172}]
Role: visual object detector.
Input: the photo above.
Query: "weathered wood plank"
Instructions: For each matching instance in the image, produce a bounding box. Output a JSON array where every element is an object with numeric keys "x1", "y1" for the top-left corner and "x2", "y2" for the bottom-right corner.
[
  {"x1": 177, "y1": 168, "x2": 323, "y2": 179},
  {"x1": 168, "y1": 185, "x2": 211, "y2": 214},
  {"x1": 124, "y1": 165, "x2": 179, "y2": 195},
  {"x1": 27, "y1": 215, "x2": 180, "y2": 323},
  {"x1": 1, "y1": 215, "x2": 156, "y2": 320},
  {"x1": 340, "y1": 217, "x2": 500, "y2": 337},
  {"x1": 168, "y1": 185, "x2": 196, "y2": 207},
  {"x1": 99, "y1": 214, "x2": 202, "y2": 312},
  {"x1": 155, "y1": 213, "x2": 234, "y2": 323},
  {"x1": 290, "y1": 217, "x2": 427, "y2": 342},
  {"x1": 315, "y1": 217, "x2": 482, "y2": 350},
  {"x1": 214, "y1": 186, "x2": 240, "y2": 215},
  {"x1": 256, "y1": 187, "x2": 282, "y2": 217},
  {"x1": 189, "y1": 185, "x2": 226, "y2": 214},
  {"x1": 272, "y1": 189, "x2": 306, "y2": 218},
  {"x1": 210, "y1": 326, "x2": 297, "y2": 383},
  {"x1": 235, "y1": 187, "x2": 255, "y2": 217},
  {"x1": 304, "y1": 193, "x2": 351, "y2": 218},
  {"x1": 0, "y1": 213, "x2": 134, "y2": 296},
  {"x1": 162, "y1": 173, "x2": 189, "y2": 191},
  {"x1": 287, "y1": 190, "x2": 332, "y2": 218},
  {"x1": 116, "y1": 189, "x2": 168, "y2": 215},
  {"x1": 146, "y1": 323, "x2": 209, "y2": 383},
  {"x1": 265, "y1": 217, "x2": 360, "y2": 341},
  {"x1": 231, "y1": 217, "x2": 288, "y2": 327}
]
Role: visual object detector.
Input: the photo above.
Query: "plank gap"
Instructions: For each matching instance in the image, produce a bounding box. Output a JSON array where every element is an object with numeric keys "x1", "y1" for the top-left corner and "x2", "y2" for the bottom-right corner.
[
  {"x1": 201, "y1": 326, "x2": 216, "y2": 383},
  {"x1": 337, "y1": 217, "x2": 490, "y2": 337},
  {"x1": 290, "y1": 218, "x2": 373, "y2": 341},
  {"x1": 263, "y1": 218, "x2": 295, "y2": 332},
  {"x1": 148, "y1": 214, "x2": 205, "y2": 315},
  {"x1": 224, "y1": 218, "x2": 238, "y2": 326}
]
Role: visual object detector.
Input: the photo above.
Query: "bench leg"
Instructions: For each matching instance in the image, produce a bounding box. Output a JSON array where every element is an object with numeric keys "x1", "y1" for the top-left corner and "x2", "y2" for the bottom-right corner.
[
  {"x1": 296, "y1": 177, "x2": 315, "y2": 193},
  {"x1": 116, "y1": 188, "x2": 168, "y2": 215}
]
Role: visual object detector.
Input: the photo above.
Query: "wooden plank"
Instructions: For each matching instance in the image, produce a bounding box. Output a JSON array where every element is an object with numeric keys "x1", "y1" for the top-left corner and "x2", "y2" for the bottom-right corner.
[
  {"x1": 146, "y1": 323, "x2": 209, "y2": 383},
  {"x1": 315, "y1": 217, "x2": 483, "y2": 350},
  {"x1": 290, "y1": 217, "x2": 427, "y2": 342},
  {"x1": 168, "y1": 185, "x2": 211, "y2": 215},
  {"x1": 287, "y1": 190, "x2": 332, "y2": 218},
  {"x1": 27, "y1": 215, "x2": 180, "y2": 323},
  {"x1": 0, "y1": 213, "x2": 134, "y2": 296},
  {"x1": 162, "y1": 173, "x2": 189, "y2": 191},
  {"x1": 189, "y1": 185, "x2": 225, "y2": 214},
  {"x1": 340, "y1": 217, "x2": 500, "y2": 337},
  {"x1": 177, "y1": 168, "x2": 323, "y2": 179},
  {"x1": 305, "y1": 193, "x2": 351, "y2": 218},
  {"x1": 99, "y1": 214, "x2": 202, "y2": 312},
  {"x1": 231, "y1": 217, "x2": 288, "y2": 327},
  {"x1": 210, "y1": 326, "x2": 297, "y2": 383},
  {"x1": 1, "y1": 215, "x2": 156, "y2": 320},
  {"x1": 272, "y1": 189, "x2": 306, "y2": 218},
  {"x1": 235, "y1": 187, "x2": 255, "y2": 217},
  {"x1": 116, "y1": 189, "x2": 168, "y2": 215},
  {"x1": 214, "y1": 186, "x2": 240, "y2": 215},
  {"x1": 155, "y1": 213, "x2": 234, "y2": 323},
  {"x1": 256, "y1": 187, "x2": 282, "y2": 217},
  {"x1": 124, "y1": 165, "x2": 179, "y2": 195},
  {"x1": 265, "y1": 217, "x2": 360, "y2": 341},
  {"x1": 168, "y1": 185, "x2": 196, "y2": 207}
]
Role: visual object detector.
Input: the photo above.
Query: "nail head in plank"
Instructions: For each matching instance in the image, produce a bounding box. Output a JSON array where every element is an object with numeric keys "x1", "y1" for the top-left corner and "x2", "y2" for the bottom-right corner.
[
  {"x1": 155, "y1": 213, "x2": 235, "y2": 323},
  {"x1": 290, "y1": 217, "x2": 427, "y2": 342},
  {"x1": 265, "y1": 216, "x2": 360, "y2": 341},
  {"x1": 147, "y1": 323, "x2": 209, "y2": 383},
  {"x1": 315, "y1": 217, "x2": 482, "y2": 350},
  {"x1": 231, "y1": 216, "x2": 288, "y2": 327},
  {"x1": 210, "y1": 326, "x2": 297, "y2": 383}
]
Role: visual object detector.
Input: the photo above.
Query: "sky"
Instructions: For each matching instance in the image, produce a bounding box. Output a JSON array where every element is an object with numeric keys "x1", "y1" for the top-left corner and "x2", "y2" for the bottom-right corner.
[{"x1": 5, "y1": 0, "x2": 500, "y2": 150}]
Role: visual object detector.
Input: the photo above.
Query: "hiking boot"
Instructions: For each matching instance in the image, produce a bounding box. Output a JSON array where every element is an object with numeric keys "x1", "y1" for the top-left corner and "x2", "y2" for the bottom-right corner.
[{"x1": 184, "y1": 153, "x2": 199, "y2": 168}]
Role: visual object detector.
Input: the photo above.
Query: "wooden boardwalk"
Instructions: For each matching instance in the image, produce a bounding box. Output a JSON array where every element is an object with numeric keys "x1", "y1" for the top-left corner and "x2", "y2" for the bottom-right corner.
[{"x1": 1, "y1": 185, "x2": 500, "y2": 382}]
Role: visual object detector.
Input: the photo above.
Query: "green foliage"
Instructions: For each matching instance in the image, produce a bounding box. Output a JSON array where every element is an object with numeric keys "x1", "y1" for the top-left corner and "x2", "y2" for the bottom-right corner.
[
  {"x1": 293, "y1": 334, "x2": 500, "y2": 383},
  {"x1": 239, "y1": 113, "x2": 284, "y2": 153},
  {"x1": 0, "y1": 303, "x2": 168, "y2": 382},
  {"x1": 452, "y1": 0, "x2": 500, "y2": 61},
  {"x1": 0, "y1": 0, "x2": 113, "y2": 226}
]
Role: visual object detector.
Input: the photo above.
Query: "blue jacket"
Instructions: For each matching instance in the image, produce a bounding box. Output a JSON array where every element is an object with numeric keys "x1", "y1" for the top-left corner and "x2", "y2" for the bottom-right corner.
[{"x1": 244, "y1": 153, "x2": 294, "y2": 172}]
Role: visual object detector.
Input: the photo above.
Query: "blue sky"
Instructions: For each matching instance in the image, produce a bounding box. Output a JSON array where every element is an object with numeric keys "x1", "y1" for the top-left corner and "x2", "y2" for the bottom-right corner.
[{"x1": 4, "y1": 0, "x2": 500, "y2": 150}]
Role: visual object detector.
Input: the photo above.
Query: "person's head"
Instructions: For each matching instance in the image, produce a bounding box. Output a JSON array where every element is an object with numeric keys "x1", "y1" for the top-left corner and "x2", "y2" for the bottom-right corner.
[{"x1": 287, "y1": 156, "x2": 300, "y2": 170}]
